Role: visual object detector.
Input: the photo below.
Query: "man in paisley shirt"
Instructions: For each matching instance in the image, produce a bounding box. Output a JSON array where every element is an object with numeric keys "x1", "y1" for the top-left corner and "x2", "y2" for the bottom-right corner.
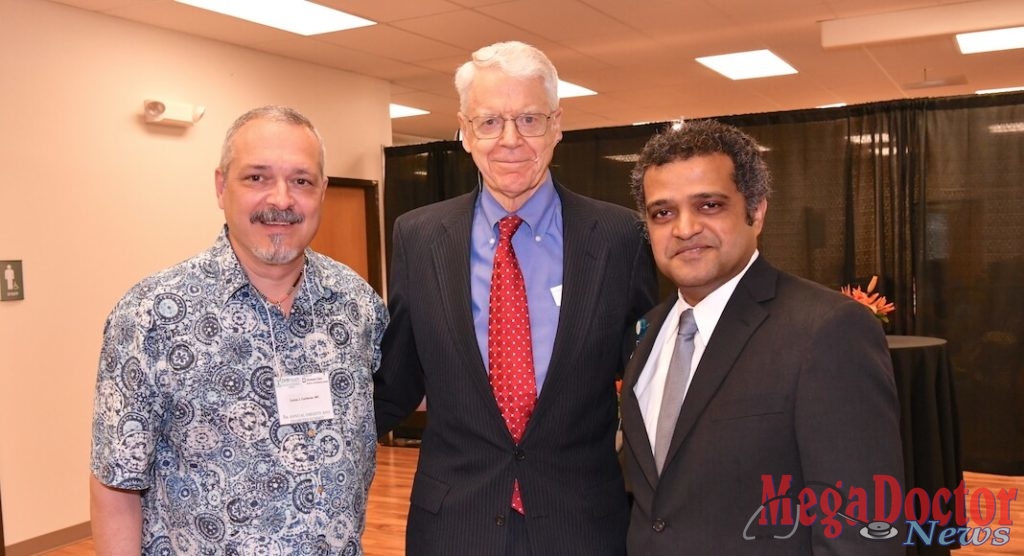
[{"x1": 89, "y1": 105, "x2": 388, "y2": 555}]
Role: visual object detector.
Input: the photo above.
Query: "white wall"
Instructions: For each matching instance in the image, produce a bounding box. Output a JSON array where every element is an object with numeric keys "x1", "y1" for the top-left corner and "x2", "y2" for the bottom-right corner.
[{"x1": 0, "y1": 0, "x2": 391, "y2": 544}]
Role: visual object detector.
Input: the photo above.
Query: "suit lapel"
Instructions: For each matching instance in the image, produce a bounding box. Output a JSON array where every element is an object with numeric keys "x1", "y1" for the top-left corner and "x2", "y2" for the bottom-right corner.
[
  {"x1": 661, "y1": 258, "x2": 776, "y2": 469},
  {"x1": 430, "y1": 192, "x2": 496, "y2": 403},
  {"x1": 529, "y1": 185, "x2": 606, "y2": 424},
  {"x1": 621, "y1": 298, "x2": 675, "y2": 489}
]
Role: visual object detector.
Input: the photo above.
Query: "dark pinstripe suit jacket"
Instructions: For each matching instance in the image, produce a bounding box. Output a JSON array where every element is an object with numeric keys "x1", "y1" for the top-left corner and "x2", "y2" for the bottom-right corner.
[
  {"x1": 374, "y1": 182, "x2": 658, "y2": 555},
  {"x1": 620, "y1": 256, "x2": 905, "y2": 555}
]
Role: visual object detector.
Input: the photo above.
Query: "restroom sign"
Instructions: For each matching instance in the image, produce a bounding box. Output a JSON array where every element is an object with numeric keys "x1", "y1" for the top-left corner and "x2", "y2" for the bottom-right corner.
[{"x1": 1, "y1": 260, "x2": 24, "y2": 301}]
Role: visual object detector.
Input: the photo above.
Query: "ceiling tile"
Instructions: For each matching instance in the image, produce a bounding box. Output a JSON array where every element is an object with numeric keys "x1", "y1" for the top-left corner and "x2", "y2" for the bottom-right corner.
[
  {"x1": 415, "y1": 54, "x2": 472, "y2": 75},
  {"x1": 259, "y1": 37, "x2": 434, "y2": 81},
  {"x1": 317, "y1": 25, "x2": 465, "y2": 62},
  {"x1": 48, "y1": 0, "x2": 138, "y2": 9},
  {"x1": 562, "y1": 32, "x2": 668, "y2": 68},
  {"x1": 317, "y1": 0, "x2": 464, "y2": 22},
  {"x1": 447, "y1": 0, "x2": 520, "y2": 6},
  {"x1": 390, "y1": 70, "x2": 456, "y2": 93},
  {"x1": 579, "y1": 0, "x2": 732, "y2": 34},
  {"x1": 390, "y1": 9, "x2": 549, "y2": 51},
  {"x1": 478, "y1": 0, "x2": 633, "y2": 41}
]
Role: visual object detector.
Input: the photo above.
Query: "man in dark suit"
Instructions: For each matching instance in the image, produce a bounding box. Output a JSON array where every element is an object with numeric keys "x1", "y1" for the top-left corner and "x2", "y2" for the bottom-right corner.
[
  {"x1": 373, "y1": 41, "x2": 658, "y2": 555},
  {"x1": 621, "y1": 120, "x2": 905, "y2": 555}
]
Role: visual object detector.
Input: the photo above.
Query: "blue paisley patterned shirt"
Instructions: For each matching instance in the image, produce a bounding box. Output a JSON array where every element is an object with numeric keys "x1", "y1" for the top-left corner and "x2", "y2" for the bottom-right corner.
[{"x1": 91, "y1": 228, "x2": 388, "y2": 555}]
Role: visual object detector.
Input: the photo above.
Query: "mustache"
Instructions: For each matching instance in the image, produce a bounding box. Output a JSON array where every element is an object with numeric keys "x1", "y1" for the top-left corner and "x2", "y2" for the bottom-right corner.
[{"x1": 250, "y1": 208, "x2": 304, "y2": 225}]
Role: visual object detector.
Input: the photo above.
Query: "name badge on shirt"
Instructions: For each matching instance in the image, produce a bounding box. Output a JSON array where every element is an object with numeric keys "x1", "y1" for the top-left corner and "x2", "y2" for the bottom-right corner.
[{"x1": 274, "y1": 372, "x2": 336, "y2": 425}]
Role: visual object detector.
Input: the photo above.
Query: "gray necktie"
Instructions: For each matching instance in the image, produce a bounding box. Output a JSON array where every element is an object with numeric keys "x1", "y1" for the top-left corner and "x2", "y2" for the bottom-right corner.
[{"x1": 654, "y1": 309, "x2": 698, "y2": 474}]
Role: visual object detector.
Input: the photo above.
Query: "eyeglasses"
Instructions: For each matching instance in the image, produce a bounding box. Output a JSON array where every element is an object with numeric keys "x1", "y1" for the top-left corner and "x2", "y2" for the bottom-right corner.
[{"x1": 466, "y1": 113, "x2": 553, "y2": 139}]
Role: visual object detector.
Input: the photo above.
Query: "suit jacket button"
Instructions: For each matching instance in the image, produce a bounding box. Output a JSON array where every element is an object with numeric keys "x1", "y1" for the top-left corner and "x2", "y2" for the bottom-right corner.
[
  {"x1": 652, "y1": 519, "x2": 666, "y2": 532},
  {"x1": 495, "y1": 515, "x2": 506, "y2": 527},
  {"x1": 514, "y1": 448, "x2": 526, "y2": 461}
]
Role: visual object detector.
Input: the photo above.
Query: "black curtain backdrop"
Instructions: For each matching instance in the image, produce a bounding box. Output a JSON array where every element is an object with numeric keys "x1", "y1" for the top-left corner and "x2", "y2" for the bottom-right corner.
[{"x1": 384, "y1": 92, "x2": 1024, "y2": 475}]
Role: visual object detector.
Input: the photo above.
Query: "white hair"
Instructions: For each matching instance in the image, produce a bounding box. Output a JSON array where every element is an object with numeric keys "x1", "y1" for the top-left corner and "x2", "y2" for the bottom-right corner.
[{"x1": 454, "y1": 41, "x2": 559, "y2": 113}]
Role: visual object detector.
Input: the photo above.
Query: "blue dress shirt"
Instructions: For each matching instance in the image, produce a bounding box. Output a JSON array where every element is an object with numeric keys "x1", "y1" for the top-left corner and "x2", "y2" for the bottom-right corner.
[{"x1": 470, "y1": 174, "x2": 564, "y2": 393}]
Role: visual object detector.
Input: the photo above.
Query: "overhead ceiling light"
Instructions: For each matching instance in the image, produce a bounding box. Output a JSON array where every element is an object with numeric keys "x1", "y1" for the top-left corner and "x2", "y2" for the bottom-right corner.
[
  {"x1": 820, "y1": 0, "x2": 1024, "y2": 49},
  {"x1": 976, "y1": 86, "x2": 1024, "y2": 94},
  {"x1": 957, "y1": 26, "x2": 1024, "y2": 54},
  {"x1": 558, "y1": 80, "x2": 597, "y2": 99},
  {"x1": 174, "y1": 0, "x2": 375, "y2": 36},
  {"x1": 848, "y1": 133, "x2": 890, "y2": 144},
  {"x1": 631, "y1": 120, "x2": 678, "y2": 126},
  {"x1": 816, "y1": 103, "x2": 847, "y2": 108},
  {"x1": 988, "y1": 122, "x2": 1024, "y2": 133},
  {"x1": 695, "y1": 49, "x2": 797, "y2": 80},
  {"x1": 389, "y1": 104, "x2": 429, "y2": 119}
]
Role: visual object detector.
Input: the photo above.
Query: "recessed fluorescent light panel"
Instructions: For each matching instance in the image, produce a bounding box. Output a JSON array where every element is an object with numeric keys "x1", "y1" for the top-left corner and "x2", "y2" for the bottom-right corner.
[
  {"x1": 557, "y1": 80, "x2": 597, "y2": 99},
  {"x1": 848, "y1": 132, "x2": 890, "y2": 144},
  {"x1": 389, "y1": 104, "x2": 429, "y2": 119},
  {"x1": 817, "y1": 103, "x2": 847, "y2": 108},
  {"x1": 976, "y1": 86, "x2": 1024, "y2": 94},
  {"x1": 174, "y1": 0, "x2": 375, "y2": 36},
  {"x1": 957, "y1": 26, "x2": 1024, "y2": 54},
  {"x1": 988, "y1": 122, "x2": 1024, "y2": 134},
  {"x1": 604, "y1": 154, "x2": 640, "y2": 163},
  {"x1": 695, "y1": 49, "x2": 797, "y2": 80}
]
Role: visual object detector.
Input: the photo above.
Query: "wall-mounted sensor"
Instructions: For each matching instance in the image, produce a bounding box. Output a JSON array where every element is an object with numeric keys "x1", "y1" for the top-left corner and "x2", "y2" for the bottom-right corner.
[{"x1": 143, "y1": 99, "x2": 205, "y2": 126}]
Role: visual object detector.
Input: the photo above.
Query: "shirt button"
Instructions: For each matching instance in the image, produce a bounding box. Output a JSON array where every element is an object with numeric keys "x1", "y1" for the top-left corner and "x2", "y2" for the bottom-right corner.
[
  {"x1": 317, "y1": 486, "x2": 325, "y2": 494},
  {"x1": 495, "y1": 515, "x2": 506, "y2": 527},
  {"x1": 307, "y1": 428, "x2": 316, "y2": 438},
  {"x1": 652, "y1": 519, "x2": 666, "y2": 532}
]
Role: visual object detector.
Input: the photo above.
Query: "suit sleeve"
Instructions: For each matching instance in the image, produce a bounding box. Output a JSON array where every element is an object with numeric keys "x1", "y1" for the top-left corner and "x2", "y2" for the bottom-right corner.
[
  {"x1": 795, "y1": 300, "x2": 904, "y2": 555},
  {"x1": 373, "y1": 216, "x2": 426, "y2": 437}
]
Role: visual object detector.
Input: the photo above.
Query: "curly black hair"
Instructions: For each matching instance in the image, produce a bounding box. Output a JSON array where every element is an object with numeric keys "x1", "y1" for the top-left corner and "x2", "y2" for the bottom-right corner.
[{"x1": 630, "y1": 119, "x2": 772, "y2": 225}]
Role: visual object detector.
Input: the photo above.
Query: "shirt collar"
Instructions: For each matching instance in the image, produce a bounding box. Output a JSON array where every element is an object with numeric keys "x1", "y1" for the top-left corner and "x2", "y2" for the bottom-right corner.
[
  {"x1": 675, "y1": 250, "x2": 760, "y2": 340},
  {"x1": 212, "y1": 225, "x2": 325, "y2": 306},
  {"x1": 210, "y1": 226, "x2": 249, "y2": 304},
  {"x1": 478, "y1": 171, "x2": 559, "y2": 240}
]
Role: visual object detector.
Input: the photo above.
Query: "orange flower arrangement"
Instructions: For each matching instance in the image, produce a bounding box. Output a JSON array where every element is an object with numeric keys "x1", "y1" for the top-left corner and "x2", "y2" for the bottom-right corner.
[
  {"x1": 614, "y1": 378, "x2": 625, "y2": 450},
  {"x1": 615, "y1": 378, "x2": 623, "y2": 411},
  {"x1": 841, "y1": 275, "x2": 895, "y2": 324}
]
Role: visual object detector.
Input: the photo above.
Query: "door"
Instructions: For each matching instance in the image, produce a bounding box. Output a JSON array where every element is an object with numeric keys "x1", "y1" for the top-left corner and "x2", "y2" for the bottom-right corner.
[{"x1": 310, "y1": 177, "x2": 383, "y2": 295}]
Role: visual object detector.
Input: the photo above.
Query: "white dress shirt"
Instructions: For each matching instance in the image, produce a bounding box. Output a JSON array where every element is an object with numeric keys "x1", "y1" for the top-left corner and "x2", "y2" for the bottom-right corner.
[{"x1": 635, "y1": 251, "x2": 760, "y2": 454}]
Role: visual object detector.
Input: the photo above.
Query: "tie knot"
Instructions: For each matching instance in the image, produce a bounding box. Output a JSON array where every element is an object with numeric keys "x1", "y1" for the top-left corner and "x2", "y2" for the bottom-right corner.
[
  {"x1": 677, "y1": 309, "x2": 698, "y2": 341},
  {"x1": 498, "y1": 215, "x2": 524, "y2": 242}
]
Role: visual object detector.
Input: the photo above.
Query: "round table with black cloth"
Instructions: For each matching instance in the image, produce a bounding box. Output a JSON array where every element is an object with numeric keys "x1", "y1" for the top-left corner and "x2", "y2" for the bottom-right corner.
[{"x1": 887, "y1": 335, "x2": 963, "y2": 556}]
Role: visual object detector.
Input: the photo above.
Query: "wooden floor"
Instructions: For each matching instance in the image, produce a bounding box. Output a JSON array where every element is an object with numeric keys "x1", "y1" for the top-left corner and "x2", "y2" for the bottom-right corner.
[
  {"x1": 42, "y1": 446, "x2": 1024, "y2": 555},
  {"x1": 44, "y1": 446, "x2": 417, "y2": 556}
]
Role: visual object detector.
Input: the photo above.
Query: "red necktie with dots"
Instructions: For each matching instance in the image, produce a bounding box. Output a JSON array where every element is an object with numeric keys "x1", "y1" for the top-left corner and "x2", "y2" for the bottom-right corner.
[{"x1": 488, "y1": 215, "x2": 537, "y2": 514}]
